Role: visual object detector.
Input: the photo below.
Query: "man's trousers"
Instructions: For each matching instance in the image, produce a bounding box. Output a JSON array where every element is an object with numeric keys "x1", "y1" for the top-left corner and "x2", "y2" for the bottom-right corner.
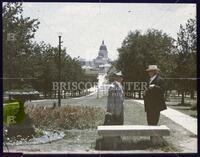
[{"x1": 146, "y1": 110, "x2": 160, "y2": 125}]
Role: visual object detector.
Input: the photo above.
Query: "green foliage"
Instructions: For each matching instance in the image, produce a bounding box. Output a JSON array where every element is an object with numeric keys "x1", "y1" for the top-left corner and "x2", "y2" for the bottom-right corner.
[
  {"x1": 30, "y1": 42, "x2": 90, "y2": 96},
  {"x1": 173, "y1": 18, "x2": 197, "y2": 103},
  {"x1": 116, "y1": 29, "x2": 175, "y2": 93},
  {"x1": 115, "y1": 18, "x2": 196, "y2": 100},
  {"x1": 3, "y1": 2, "x2": 89, "y2": 96},
  {"x1": 3, "y1": 3, "x2": 40, "y2": 86},
  {"x1": 172, "y1": 19, "x2": 196, "y2": 79}
]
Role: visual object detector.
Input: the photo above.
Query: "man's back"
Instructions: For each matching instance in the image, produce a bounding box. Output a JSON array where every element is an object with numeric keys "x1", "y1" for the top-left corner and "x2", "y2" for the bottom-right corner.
[{"x1": 105, "y1": 81, "x2": 124, "y2": 125}]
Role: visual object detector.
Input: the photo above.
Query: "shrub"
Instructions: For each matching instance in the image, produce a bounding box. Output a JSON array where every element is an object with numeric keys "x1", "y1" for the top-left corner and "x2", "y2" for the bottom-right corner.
[{"x1": 25, "y1": 105, "x2": 105, "y2": 130}]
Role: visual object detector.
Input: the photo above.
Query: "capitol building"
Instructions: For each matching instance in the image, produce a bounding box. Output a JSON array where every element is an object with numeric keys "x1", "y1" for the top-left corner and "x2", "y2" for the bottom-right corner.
[{"x1": 79, "y1": 41, "x2": 112, "y2": 75}]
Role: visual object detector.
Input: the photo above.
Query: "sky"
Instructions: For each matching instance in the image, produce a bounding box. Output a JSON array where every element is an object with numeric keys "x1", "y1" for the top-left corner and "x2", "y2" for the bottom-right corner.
[{"x1": 21, "y1": 3, "x2": 196, "y2": 61}]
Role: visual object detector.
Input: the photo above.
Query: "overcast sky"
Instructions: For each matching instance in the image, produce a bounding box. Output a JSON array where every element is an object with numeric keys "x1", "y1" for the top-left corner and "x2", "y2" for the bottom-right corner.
[{"x1": 21, "y1": 3, "x2": 196, "y2": 60}]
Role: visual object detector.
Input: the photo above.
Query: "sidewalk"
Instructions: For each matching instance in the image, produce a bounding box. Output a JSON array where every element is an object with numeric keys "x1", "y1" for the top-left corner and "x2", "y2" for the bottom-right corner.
[{"x1": 133, "y1": 100, "x2": 197, "y2": 135}]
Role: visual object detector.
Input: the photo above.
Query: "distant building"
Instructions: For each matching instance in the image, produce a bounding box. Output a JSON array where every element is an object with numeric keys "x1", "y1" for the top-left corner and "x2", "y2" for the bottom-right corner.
[
  {"x1": 93, "y1": 40, "x2": 111, "y2": 67},
  {"x1": 79, "y1": 40, "x2": 112, "y2": 75}
]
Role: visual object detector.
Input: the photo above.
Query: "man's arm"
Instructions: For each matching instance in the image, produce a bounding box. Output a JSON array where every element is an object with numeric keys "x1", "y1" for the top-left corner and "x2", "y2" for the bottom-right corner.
[
  {"x1": 106, "y1": 87, "x2": 115, "y2": 113},
  {"x1": 113, "y1": 88, "x2": 123, "y2": 116},
  {"x1": 149, "y1": 76, "x2": 165, "y2": 94},
  {"x1": 155, "y1": 77, "x2": 165, "y2": 93}
]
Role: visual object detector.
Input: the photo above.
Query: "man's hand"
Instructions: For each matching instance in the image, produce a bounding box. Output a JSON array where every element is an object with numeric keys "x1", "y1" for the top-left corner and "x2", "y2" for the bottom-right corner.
[{"x1": 149, "y1": 84, "x2": 155, "y2": 89}]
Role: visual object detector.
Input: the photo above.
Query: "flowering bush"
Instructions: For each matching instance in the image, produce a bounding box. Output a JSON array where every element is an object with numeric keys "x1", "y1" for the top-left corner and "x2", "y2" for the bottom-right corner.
[{"x1": 25, "y1": 105, "x2": 105, "y2": 130}]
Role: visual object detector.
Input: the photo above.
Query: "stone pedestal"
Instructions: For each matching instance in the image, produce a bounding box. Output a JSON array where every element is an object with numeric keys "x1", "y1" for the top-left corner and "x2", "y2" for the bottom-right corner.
[
  {"x1": 150, "y1": 136, "x2": 164, "y2": 145},
  {"x1": 95, "y1": 136, "x2": 122, "y2": 150},
  {"x1": 7, "y1": 114, "x2": 35, "y2": 139}
]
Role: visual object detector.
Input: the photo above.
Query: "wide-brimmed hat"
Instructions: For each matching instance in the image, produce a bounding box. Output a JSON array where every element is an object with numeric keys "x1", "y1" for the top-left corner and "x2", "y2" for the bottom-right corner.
[
  {"x1": 146, "y1": 65, "x2": 160, "y2": 71},
  {"x1": 113, "y1": 71, "x2": 123, "y2": 77}
]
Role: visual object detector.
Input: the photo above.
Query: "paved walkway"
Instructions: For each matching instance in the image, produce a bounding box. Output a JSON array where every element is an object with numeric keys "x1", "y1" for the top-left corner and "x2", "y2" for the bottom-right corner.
[{"x1": 133, "y1": 100, "x2": 197, "y2": 135}]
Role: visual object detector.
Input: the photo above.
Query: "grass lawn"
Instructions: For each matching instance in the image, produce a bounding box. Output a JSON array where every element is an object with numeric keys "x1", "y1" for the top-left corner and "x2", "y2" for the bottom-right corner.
[
  {"x1": 4, "y1": 95, "x2": 197, "y2": 153},
  {"x1": 166, "y1": 97, "x2": 197, "y2": 118}
]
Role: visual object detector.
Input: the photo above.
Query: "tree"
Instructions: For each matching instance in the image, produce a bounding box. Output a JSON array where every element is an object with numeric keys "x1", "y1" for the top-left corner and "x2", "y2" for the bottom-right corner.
[
  {"x1": 29, "y1": 42, "x2": 88, "y2": 98},
  {"x1": 3, "y1": 2, "x2": 40, "y2": 90},
  {"x1": 175, "y1": 18, "x2": 197, "y2": 103},
  {"x1": 3, "y1": 2, "x2": 88, "y2": 99},
  {"x1": 116, "y1": 29, "x2": 175, "y2": 98}
]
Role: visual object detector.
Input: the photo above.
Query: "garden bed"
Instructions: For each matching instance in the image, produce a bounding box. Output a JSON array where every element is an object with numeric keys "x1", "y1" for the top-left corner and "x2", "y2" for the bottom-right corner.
[{"x1": 25, "y1": 105, "x2": 105, "y2": 130}]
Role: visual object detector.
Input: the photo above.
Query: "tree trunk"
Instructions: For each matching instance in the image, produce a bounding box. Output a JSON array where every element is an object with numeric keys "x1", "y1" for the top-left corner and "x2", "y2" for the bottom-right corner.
[
  {"x1": 164, "y1": 91, "x2": 168, "y2": 101},
  {"x1": 177, "y1": 91, "x2": 180, "y2": 97},
  {"x1": 184, "y1": 92, "x2": 187, "y2": 98},
  {"x1": 64, "y1": 92, "x2": 66, "y2": 99},
  {"x1": 49, "y1": 90, "x2": 52, "y2": 98},
  {"x1": 44, "y1": 91, "x2": 47, "y2": 99},
  {"x1": 133, "y1": 92, "x2": 136, "y2": 99},
  {"x1": 190, "y1": 90, "x2": 195, "y2": 99},
  {"x1": 138, "y1": 91, "x2": 141, "y2": 99},
  {"x1": 181, "y1": 91, "x2": 185, "y2": 105}
]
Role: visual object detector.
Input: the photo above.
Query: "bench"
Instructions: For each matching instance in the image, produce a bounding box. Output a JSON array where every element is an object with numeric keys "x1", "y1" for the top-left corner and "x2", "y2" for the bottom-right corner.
[
  {"x1": 97, "y1": 125, "x2": 170, "y2": 146},
  {"x1": 98, "y1": 125, "x2": 170, "y2": 136}
]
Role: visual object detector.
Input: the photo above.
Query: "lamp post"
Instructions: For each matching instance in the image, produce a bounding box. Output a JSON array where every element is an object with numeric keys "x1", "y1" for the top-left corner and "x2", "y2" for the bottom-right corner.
[{"x1": 57, "y1": 32, "x2": 62, "y2": 107}]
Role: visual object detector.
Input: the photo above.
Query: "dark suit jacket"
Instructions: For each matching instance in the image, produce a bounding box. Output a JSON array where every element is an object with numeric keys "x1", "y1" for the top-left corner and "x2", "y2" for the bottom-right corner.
[{"x1": 144, "y1": 75, "x2": 167, "y2": 112}]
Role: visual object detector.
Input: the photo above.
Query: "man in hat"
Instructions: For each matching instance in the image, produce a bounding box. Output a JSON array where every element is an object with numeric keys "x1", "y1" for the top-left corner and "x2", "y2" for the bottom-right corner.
[
  {"x1": 143, "y1": 65, "x2": 167, "y2": 125},
  {"x1": 143, "y1": 65, "x2": 167, "y2": 144},
  {"x1": 104, "y1": 71, "x2": 124, "y2": 125}
]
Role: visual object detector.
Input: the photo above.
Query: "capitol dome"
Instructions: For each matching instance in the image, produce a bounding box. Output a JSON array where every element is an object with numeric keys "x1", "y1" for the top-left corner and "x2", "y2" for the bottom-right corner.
[
  {"x1": 99, "y1": 40, "x2": 107, "y2": 51},
  {"x1": 93, "y1": 40, "x2": 110, "y2": 68}
]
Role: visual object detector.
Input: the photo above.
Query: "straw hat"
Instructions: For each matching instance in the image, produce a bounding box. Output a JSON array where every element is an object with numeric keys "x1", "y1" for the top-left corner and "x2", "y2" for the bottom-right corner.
[{"x1": 146, "y1": 65, "x2": 160, "y2": 71}]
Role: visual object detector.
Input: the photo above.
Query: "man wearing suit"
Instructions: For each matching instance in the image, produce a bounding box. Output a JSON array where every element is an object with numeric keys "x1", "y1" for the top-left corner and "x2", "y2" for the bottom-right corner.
[
  {"x1": 143, "y1": 65, "x2": 167, "y2": 125},
  {"x1": 104, "y1": 71, "x2": 124, "y2": 125},
  {"x1": 143, "y1": 65, "x2": 167, "y2": 145}
]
